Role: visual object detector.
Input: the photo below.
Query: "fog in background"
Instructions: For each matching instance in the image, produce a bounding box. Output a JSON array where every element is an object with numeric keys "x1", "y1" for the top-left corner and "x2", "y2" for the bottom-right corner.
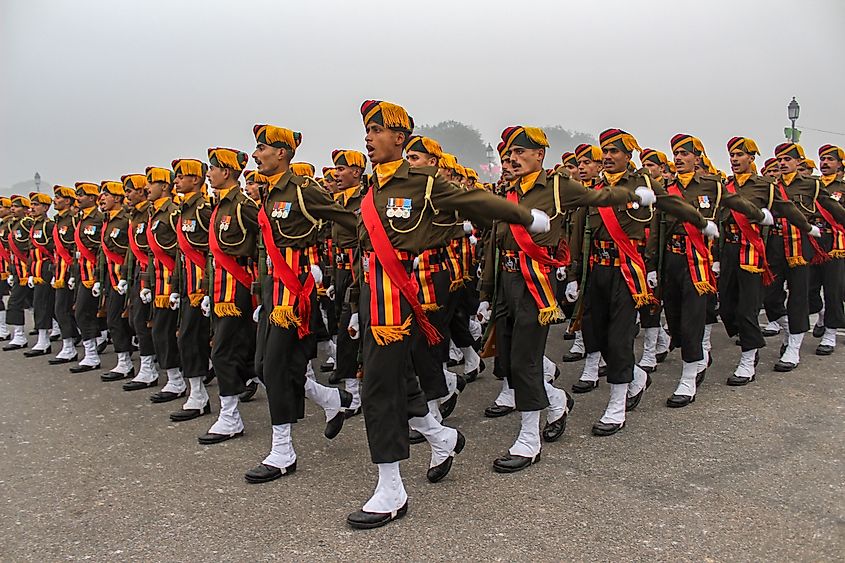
[{"x1": 2, "y1": 0, "x2": 843, "y2": 191}]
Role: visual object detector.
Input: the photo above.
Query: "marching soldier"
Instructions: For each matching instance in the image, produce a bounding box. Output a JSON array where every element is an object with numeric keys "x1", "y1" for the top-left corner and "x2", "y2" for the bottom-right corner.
[
  {"x1": 143, "y1": 169, "x2": 186, "y2": 402},
  {"x1": 98, "y1": 181, "x2": 135, "y2": 380},
  {"x1": 170, "y1": 158, "x2": 213, "y2": 421},
  {"x1": 68, "y1": 183, "x2": 104, "y2": 371},
  {"x1": 121, "y1": 172, "x2": 161, "y2": 391},
  {"x1": 49, "y1": 186, "x2": 80, "y2": 364},
  {"x1": 2, "y1": 195, "x2": 34, "y2": 351},
  {"x1": 22, "y1": 192, "x2": 56, "y2": 357},
  {"x1": 0, "y1": 198, "x2": 12, "y2": 341}
]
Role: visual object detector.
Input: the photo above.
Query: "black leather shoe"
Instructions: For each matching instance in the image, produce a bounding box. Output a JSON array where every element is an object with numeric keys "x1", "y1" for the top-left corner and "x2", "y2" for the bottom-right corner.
[
  {"x1": 666, "y1": 394, "x2": 695, "y2": 408},
  {"x1": 345, "y1": 406, "x2": 362, "y2": 419},
  {"x1": 563, "y1": 331, "x2": 575, "y2": 341},
  {"x1": 28, "y1": 329, "x2": 37, "y2": 336},
  {"x1": 696, "y1": 369, "x2": 706, "y2": 386},
  {"x1": 439, "y1": 375, "x2": 466, "y2": 419},
  {"x1": 816, "y1": 344, "x2": 834, "y2": 356},
  {"x1": 169, "y1": 402, "x2": 211, "y2": 422},
  {"x1": 812, "y1": 324, "x2": 825, "y2": 338},
  {"x1": 96, "y1": 339, "x2": 109, "y2": 354},
  {"x1": 592, "y1": 421, "x2": 625, "y2": 436},
  {"x1": 69, "y1": 363, "x2": 100, "y2": 373},
  {"x1": 123, "y1": 379, "x2": 158, "y2": 391},
  {"x1": 244, "y1": 461, "x2": 296, "y2": 483},
  {"x1": 0, "y1": 334, "x2": 10, "y2": 341},
  {"x1": 761, "y1": 327, "x2": 780, "y2": 337},
  {"x1": 49, "y1": 353, "x2": 78, "y2": 365},
  {"x1": 426, "y1": 430, "x2": 465, "y2": 483},
  {"x1": 23, "y1": 347, "x2": 51, "y2": 357},
  {"x1": 464, "y1": 359, "x2": 486, "y2": 383},
  {"x1": 598, "y1": 365, "x2": 608, "y2": 377},
  {"x1": 101, "y1": 367, "x2": 135, "y2": 382},
  {"x1": 542, "y1": 392, "x2": 574, "y2": 442},
  {"x1": 409, "y1": 429, "x2": 426, "y2": 444},
  {"x1": 773, "y1": 360, "x2": 797, "y2": 372},
  {"x1": 552, "y1": 366, "x2": 561, "y2": 380},
  {"x1": 571, "y1": 379, "x2": 599, "y2": 394},
  {"x1": 779, "y1": 343, "x2": 787, "y2": 356},
  {"x1": 328, "y1": 371, "x2": 343, "y2": 384},
  {"x1": 625, "y1": 373, "x2": 652, "y2": 411},
  {"x1": 320, "y1": 361, "x2": 335, "y2": 373},
  {"x1": 198, "y1": 430, "x2": 244, "y2": 445},
  {"x1": 484, "y1": 404, "x2": 515, "y2": 418},
  {"x1": 239, "y1": 380, "x2": 259, "y2": 402},
  {"x1": 493, "y1": 451, "x2": 540, "y2": 473},
  {"x1": 3, "y1": 342, "x2": 27, "y2": 351},
  {"x1": 656, "y1": 351, "x2": 668, "y2": 363},
  {"x1": 726, "y1": 374, "x2": 755, "y2": 386},
  {"x1": 640, "y1": 364, "x2": 657, "y2": 374},
  {"x1": 149, "y1": 389, "x2": 186, "y2": 403},
  {"x1": 561, "y1": 351, "x2": 585, "y2": 362},
  {"x1": 203, "y1": 368, "x2": 216, "y2": 385},
  {"x1": 347, "y1": 502, "x2": 408, "y2": 530},
  {"x1": 446, "y1": 357, "x2": 464, "y2": 368},
  {"x1": 50, "y1": 333, "x2": 61, "y2": 342},
  {"x1": 325, "y1": 389, "x2": 353, "y2": 439}
]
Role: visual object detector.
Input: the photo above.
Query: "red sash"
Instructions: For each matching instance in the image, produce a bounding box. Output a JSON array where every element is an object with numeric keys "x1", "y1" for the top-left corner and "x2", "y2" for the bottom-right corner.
[
  {"x1": 53, "y1": 224, "x2": 73, "y2": 265},
  {"x1": 816, "y1": 202, "x2": 845, "y2": 258},
  {"x1": 505, "y1": 190, "x2": 565, "y2": 323},
  {"x1": 7, "y1": 232, "x2": 28, "y2": 264},
  {"x1": 593, "y1": 182, "x2": 656, "y2": 307},
  {"x1": 128, "y1": 226, "x2": 149, "y2": 270},
  {"x1": 147, "y1": 219, "x2": 176, "y2": 272},
  {"x1": 0, "y1": 238, "x2": 9, "y2": 263},
  {"x1": 257, "y1": 206, "x2": 315, "y2": 338},
  {"x1": 724, "y1": 180, "x2": 774, "y2": 284},
  {"x1": 73, "y1": 224, "x2": 97, "y2": 265},
  {"x1": 176, "y1": 218, "x2": 207, "y2": 273},
  {"x1": 776, "y1": 182, "x2": 828, "y2": 266},
  {"x1": 208, "y1": 207, "x2": 253, "y2": 290},
  {"x1": 666, "y1": 183, "x2": 716, "y2": 295},
  {"x1": 360, "y1": 187, "x2": 441, "y2": 345},
  {"x1": 100, "y1": 223, "x2": 126, "y2": 267},
  {"x1": 30, "y1": 235, "x2": 53, "y2": 263}
]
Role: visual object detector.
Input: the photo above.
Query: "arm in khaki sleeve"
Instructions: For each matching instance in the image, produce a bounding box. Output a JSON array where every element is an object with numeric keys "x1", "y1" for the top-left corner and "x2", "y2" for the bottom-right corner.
[
  {"x1": 817, "y1": 187, "x2": 845, "y2": 225},
  {"x1": 302, "y1": 182, "x2": 358, "y2": 232},
  {"x1": 721, "y1": 191, "x2": 764, "y2": 222},
  {"x1": 770, "y1": 188, "x2": 813, "y2": 232},
  {"x1": 565, "y1": 207, "x2": 587, "y2": 283},
  {"x1": 644, "y1": 212, "x2": 661, "y2": 272},
  {"x1": 653, "y1": 184, "x2": 707, "y2": 229},
  {"x1": 558, "y1": 177, "x2": 638, "y2": 209},
  {"x1": 429, "y1": 176, "x2": 533, "y2": 227}
]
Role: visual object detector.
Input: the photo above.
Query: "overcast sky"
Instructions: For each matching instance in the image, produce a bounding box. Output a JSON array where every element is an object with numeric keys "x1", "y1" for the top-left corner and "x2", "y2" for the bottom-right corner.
[{"x1": 2, "y1": 0, "x2": 843, "y2": 188}]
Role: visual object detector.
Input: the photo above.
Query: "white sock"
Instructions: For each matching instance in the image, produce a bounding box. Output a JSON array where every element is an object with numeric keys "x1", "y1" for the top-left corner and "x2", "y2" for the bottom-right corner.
[
  {"x1": 33, "y1": 329, "x2": 50, "y2": 351},
  {"x1": 304, "y1": 377, "x2": 341, "y2": 421},
  {"x1": 600, "y1": 384, "x2": 627, "y2": 425},
  {"x1": 674, "y1": 361, "x2": 698, "y2": 397},
  {"x1": 318, "y1": 339, "x2": 336, "y2": 363},
  {"x1": 132, "y1": 355, "x2": 158, "y2": 383},
  {"x1": 112, "y1": 351, "x2": 133, "y2": 374},
  {"x1": 627, "y1": 365, "x2": 648, "y2": 398},
  {"x1": 734, "y1": 349, "x2": 756, "y2": 378},
  {"x1": 780, "y1": 332, "x2": 803, "y2": 364},
  {"x1": 462, "y1": 346, "x2": 480, "y2": 373},
  {"x1": 410, "y1": 412, "x2": 458, "y2": 468},
  {"x1": 50, "y1": 319, "x2": 60, "y2": 337},
  {"x1": 305, "y1": 361, "x2": 316, "y2": 380},
  {"x1": 443, "y1": 366, "x2": 458, "y2": 395},
  {"x1": 509, "y1": 410, "x2": 541, "y2": 457},
  {"x1": 161, "y1": 367, "x2": 186, "y2": 394},
  {"x1": 56, "y1": 338, "x2": 76, "y2": 359},
  {"x1": 821, "y1": 328, "x2": 837, "y2": 348},
  {"x1": 494, "y1": 378, "x2": 515, "y2": 408},
  {"x1": 468, "y1": 318, "x2": 482, "y2": 341},
  {"x1": 362, "y1": 462, "x2": 407, "y2": 513},
  {"x1": 0, "y1": 310, "x2": 7, "y2": 337},
  {"x1": 183, "y1": 377, "x2": 209, "y2": 410},
  {"x1": 814, "y1": 308, "x2": 825, "y2": 329},
  {"x1": 544, "y1": 381, "x2": 567, "y2": 423},
  {"x1": 580, "y1": 352, "x2": 600, "y2": 382},
  {"x1": 9, "y1": 325, "x2": 26, "y2": 346},
  {"x1": 569, "y1": 330, "x2": 585, "y2": 354},
  {"x1": 542, "y1": 356, "x2": 557, "y2": 382},
  {"x1": 208, "y1": 395, "x2": 243, "y2": 435},
  {"x1": 78, "y1": 339, "x2": 100, "y2": 367},
  {"x1": 449, "y1": 341, "x2": 462, "y2": 363},
  {"x1": 262, "y1": 423, "x2": 296, "y2": 469},
  {"x1": 656, "y1": 327, "x2": 671, "y2": 354},
  {"x1": 702, "y1": 324, "x2": 713, "y2": 356},
  {"x1": 640, "y1": 327, "x2": 659, "y2": 367}
]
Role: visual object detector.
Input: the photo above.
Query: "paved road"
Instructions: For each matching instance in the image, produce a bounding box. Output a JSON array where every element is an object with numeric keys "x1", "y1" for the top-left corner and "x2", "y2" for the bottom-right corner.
[{"x1": 0, "y1": 322, "x2": 842, "y2": 561}]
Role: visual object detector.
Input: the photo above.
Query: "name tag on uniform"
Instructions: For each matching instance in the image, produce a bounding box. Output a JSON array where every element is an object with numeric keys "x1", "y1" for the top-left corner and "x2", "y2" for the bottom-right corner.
[
  {"x1": 272, "y1": 201, "x2": 292, "y2": 219},
  {"x1": 110, "y1": 227, "x2": 121, "y2": 239},
  {"x1": 84, "y1": 225, "x2": 97, "y2": 236},
  {"x1": 386, "y1": 197, "x2": 412, "y2": 218},
  {"x1": 182, "y1": 219, "x2": 196, "y2": 232},
  {"x1": 219, "y1": 215, "x2": 232, "y2": 231},
  {"x1": 698, "y1": 195, "x2": 711, "y2": 209}
]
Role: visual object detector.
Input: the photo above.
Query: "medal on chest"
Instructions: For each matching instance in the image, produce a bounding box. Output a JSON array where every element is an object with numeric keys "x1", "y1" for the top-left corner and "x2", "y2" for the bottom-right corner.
[
  {"x1": 219, "y1": 215, "x2": 232, "y2": 232},
  {"x1": 833, "y1": 191, "x2": 843, "y2": 202},
  {"x1": 33, "y1": 229, "x2": 42, "y2": 239},
  {"x1": 83, "y1": 224, "x2": 97, "y2": 236},
  {"x1": 386, "y1": 197, "x2": 412, "y2": 219},
  {"x1": 110, "y1": 227, "x2": 121, "y2": 239},
  {"x1": 698, "y1": 195, "x2": 711, "y2": 209},
  {"x1": 59, "y1": 225, "x2": 68, "y2": 236},
  {"x1": 271, "y1": 201, "x2": 292, "y2": 219},
  {"x1": 135, "y1": 222, "x2": 145, "y2": 234},
  {"x1": 181, "y1": 219, "x2": 197, "y2": 232}
]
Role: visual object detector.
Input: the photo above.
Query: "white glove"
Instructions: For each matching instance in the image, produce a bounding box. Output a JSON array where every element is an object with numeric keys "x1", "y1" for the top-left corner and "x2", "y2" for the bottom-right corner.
[
  {"x1": 476, "y1": 301, "x2": 491, "y2": 323},
  {"x1": 116, "y1": 279, "x2": 128, "y2": 295},
  {"x1": 325, "y1": 285, "x2": 336, "y2": 300},
  {"x1": 67, "y1": 276, "x2": 75, "y2": 290},
  {"x1": 462, "y1": 220, "x2": 474, "y2": 235},
  {"x1": 635, "y1": 186, "x2": 656, "y2": 207},
  {"x1": 50, "y1": 276, "x2": 56, "y2": 287},
  {"x1": 27, "y1": 276, "x2": 35, "y2": 288},
  {"x1": 140, "y1": 287, "x2": 152, "y2": 304},
  {"x1": 91, "y1": 281, "x2": 101, "y2": 298},
  {"x1": 646, "y1": 271, "x2": 658, "y2": 289},
  {"x1": 809, "y1": 225, "x2": 821, "y2": 238},
  {"x1": 413, "y1": 256, "x2": 420, "y2": 269},
  {"x1": 528, "y1": 208, "x2": 551, "y2": 234},
  {"x1": 760, "y1": 208, "x2": 774, "y2": 226},
  {"x1": 476, "y1": 264, "x2": 483, "y2": 278},
  {"x1": 310, "y1": 264, "x2": 323, "y2": 285},
  {"x1": 201, "y1": 295, "x2": 211, "y2": 317},
  {"x1": 565, "y1": 281, "x2": 579, "y2": 303},
  {"x1": 168, "y1": 292, "x2": 180, "y2": 310},
  {"x1": 469, "y1": 235, "x2": 478, "y2": 246},
  {"x1": 702, "y1": 220, "x2": 719, "y2": 239},
  {"x1": 555, "y1": 267, "x2": 566, "y2": 281},
  {"x1": 348, "y1": 312, "x2": 360, "y2": 340},
  {"x1": 712, "y1": 261, "x2": 721, "y2": 278},
  {"x1": 252, "y1": 304, "x2": 261, "y2": 323},
  {"x1": 6, "y1": 275, "x2": 14, "y2": 287}
]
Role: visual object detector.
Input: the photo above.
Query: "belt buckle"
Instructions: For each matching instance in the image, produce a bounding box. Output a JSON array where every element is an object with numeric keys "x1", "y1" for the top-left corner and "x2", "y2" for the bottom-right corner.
[
  {"x1": 362, "y1": 255, "x2": 370, "y2": 273},
  {"x1": 599, "y1": 249, "x2": 611, "y2": 261},
  {"x1": 504, "y1": 256, "x2": 517, "y2": 270}
]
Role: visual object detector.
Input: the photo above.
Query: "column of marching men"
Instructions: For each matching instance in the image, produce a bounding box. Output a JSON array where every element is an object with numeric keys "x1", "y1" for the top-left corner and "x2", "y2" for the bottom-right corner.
[{"x1": 1, "y1": 99, "x2": 844, "y2": 530}]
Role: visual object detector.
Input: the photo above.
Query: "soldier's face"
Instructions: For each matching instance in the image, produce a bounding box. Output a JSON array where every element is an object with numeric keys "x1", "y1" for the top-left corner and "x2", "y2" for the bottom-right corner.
[
  {"x1": 819, "y1": 154, "x2": 843, "y2": 176},
  {"x1": 729, "y1": 150, "x2": 754, "y2": 175},
  {"x1": 643, "y1": 161, "x2": 662, "y2": 180},
  {"x1": 661, "y1": 168, "x2": 675, "y2": 181},
  {"x1": 778, "y1": 155, "x2": 799, "y2": 174},
  {"x1": 563, "y1": 163, "x2": 579, "y2": 177},
  {"x1": 30, "y1": 201, "x2": 48, "y2": 217},
  {"x1": 602, "y1": 147, "x2": 629, "y2": 174},
  {"x1": 147, "y1": 182, "x2": 167, "y2": 201},
  {"x1": 797, "y1": 162, "x2": 813, "y2": 177},
  {"x1": 365, "y1": 123, "x2": 405, "y2": 164},
  {"x1": 508, "y1": 147, "x2": 544, "y2": 176},
  {"x1": 0, "y1": 207, "x2": 8, "y2": 218},
  {"x1": 100, "y1": 193, "x2": 119, "y2": 211},
  {"x1": 500, "y1": 157, "x2": 515, "y2": 182},
  {"x1": 252, "y1": 143, "x2": 286, "y2": 175},
  {"x1": 124, "y1": 187, "x2": 144, "y2": 206},
  {"x1": 405, "y1": 151, "x2": 437, "y2": 169},
  {"x1": 577, "y1": 156, "x2": 601, "y2": 181},
  {"x1": 77, "y1": 194, "x2": 96, "y2": 208},
  {"x1": 335, "y1": 164, "x2": 363, "y2": 188},
  {"x1": 53, "y1": 196, "x2": 68, "y2": 211},
  {"x1": 175, "y1": 173, "x2": 203, "y2": 194},
  {"x1": 673, "y1": 148, "x2": 699, "y2": 174},
  {"x1": 11, "y1": 203, "x2": 26, "y2": 218}
]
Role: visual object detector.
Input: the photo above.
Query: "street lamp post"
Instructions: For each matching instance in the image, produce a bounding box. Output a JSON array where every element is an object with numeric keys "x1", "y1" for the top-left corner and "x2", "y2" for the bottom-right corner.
[
  {"x1": 484, "y1": 143, "x2": 495, "y2": 182},
  {"x1": 34, "y1": 172, "x2": 41, "y2": 193},
  {"x1": 787, "y1": 97, "x2": 800, "y2": 142}
]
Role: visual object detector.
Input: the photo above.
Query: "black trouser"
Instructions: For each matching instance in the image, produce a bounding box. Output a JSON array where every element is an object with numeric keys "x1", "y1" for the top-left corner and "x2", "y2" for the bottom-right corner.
[
  {"x1": 661, "y1": 253, "x2": 705, "y2": 363},
  {"x1": 446, "y1": 285, "x2": 476, "y2": 350},
  {"x1": 253, "y1": 279, "x2": 270, "y2": 382},
  {"x1": 581, "y1": 264, "x2": 637, "y2": 384},
  {"x1": 211, "y1": 282, "x2": 255, "y2": 397},
  {"x1": 74, "y1": 284, "x2": 99, "y2": 340},
  {"x1": 360, "y1": 278, "x2": 428, "y2": 464},
  {"x1": 128, "y1": 272, "x2": 154, "y2": 356},
  {"x1": 493, "y1": 270, "x2": 551, "y2": 411},
  {"x1": 151, "y1": 305, "x2": 180, "y2": 369},
  {"x1": 763, "y1": 234, "x2": 811, "y2": 335},
  {"x1": 32, "y1": 266, "x2": 55, "y2": 330},
  {"x1": 412, "y1": 267, "x2": 451, "y2": 402},
  {"x1": 54, "y1": 285, "x2": 78, "y2": 339},
  {"x1": 332, "y1": 267, "x2": 359, "y2": 381},
  {"x1": 105, "y1": 284, "x2": 132, "y2": 353},
  {"x1": 6, "y1": 281, "x2": 32, "y2": 326},
  {"x1": 178, "y1": 298, "x2": 210, "y2": 379},
  {"x1": 809, "y1": 231, "x2": 845, "y2": 329},
  {"x1": 718, "y1": 243, "x2": 765, "y2": 352}
]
